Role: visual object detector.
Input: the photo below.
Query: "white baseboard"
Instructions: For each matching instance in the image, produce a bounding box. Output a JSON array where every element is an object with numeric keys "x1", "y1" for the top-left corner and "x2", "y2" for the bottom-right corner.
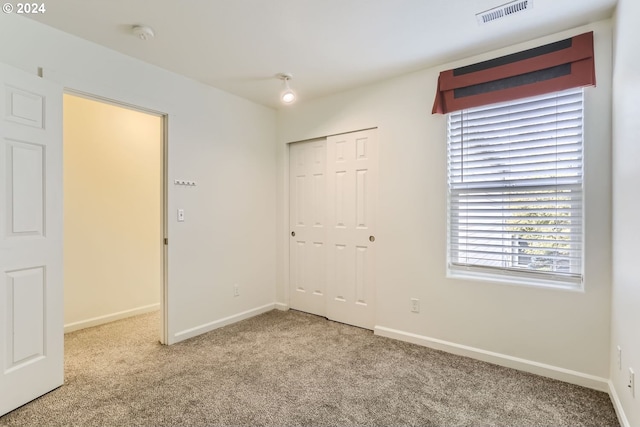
[
  {"x1": 274, "y1": 302, "x2": 289, "y2": 311},
  {"x1": 608, "y1": 380, "x2": 631, "y2": 427},
  {"x1": 64, "y1": 303, "x2": 160, "y2": 333},
  {"x1": 172, "y1": 303, "x2": 276, "y2": 343},
  {"x1": 374, "y1": 325, "x2": 609, "y2": 392}
]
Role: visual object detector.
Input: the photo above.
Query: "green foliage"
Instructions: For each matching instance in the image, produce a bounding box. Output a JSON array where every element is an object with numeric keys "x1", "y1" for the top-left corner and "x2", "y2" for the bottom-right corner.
[{"x1": 505, "y1": 199, "x2": 572, "y2": 271}]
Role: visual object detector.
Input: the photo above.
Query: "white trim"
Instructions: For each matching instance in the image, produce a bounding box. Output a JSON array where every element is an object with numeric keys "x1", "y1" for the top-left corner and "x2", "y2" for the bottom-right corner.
[
  {"x1": 608, "y1": 380, "x2": 631, "y2": 427},
  {"x1": 374, "y1": 325, "x2": 609, "y2": 392},
  {"x1": 447, "y1": 269, "x2": 584, "y2": 293},
  {"x1": 274, "y1": 302, "x2": 289, "y2": 311},
  {"x1": 172, "y1": 303, "x2": 276, "y2": 342},
  {"x1": 64, "y1": 303, "x2": 160, "y2": 333}
]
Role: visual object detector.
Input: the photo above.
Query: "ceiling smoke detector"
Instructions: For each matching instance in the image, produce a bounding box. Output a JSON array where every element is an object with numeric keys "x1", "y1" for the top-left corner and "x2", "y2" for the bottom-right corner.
[
  {"x1": 132, "y1": 25, "x2": 155, "y2": 40},
  {"x1": 476, "y1": 0, "x2": 533, "y2": 25}
]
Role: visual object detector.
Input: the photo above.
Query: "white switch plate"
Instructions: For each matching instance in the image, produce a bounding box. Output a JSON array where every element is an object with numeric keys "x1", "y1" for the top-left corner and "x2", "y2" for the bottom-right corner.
[
  {"x1": 411, "y1": 298, "x2": 420, "y2": 313},
  {"x1": 177, "y1": 209, "x2": 185, "y2": 222}
]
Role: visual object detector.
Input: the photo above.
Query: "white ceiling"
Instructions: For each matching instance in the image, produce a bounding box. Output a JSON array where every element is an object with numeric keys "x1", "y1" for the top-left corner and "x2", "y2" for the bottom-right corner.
[{"x1": 27, "y1": 0, "x2": 616, "y2": 108}]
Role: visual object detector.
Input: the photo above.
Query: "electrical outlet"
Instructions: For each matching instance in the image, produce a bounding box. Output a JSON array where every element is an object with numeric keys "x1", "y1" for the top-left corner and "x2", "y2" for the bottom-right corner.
[
  {"x1": 629, "y1": 368, "x2": 635, "y2": 397},
  {"x1": 617, "y1": 346, "x2": 622, "y2": 370},
  {"x1": 177, "y1": 209, "x2": 185, "y2": 222},
  {"x1": 410, "y1": 298, "x2": 420, "y2": 313},
  {"x1": 233, "y1": 284, "x2": 239, "y2": 297}
]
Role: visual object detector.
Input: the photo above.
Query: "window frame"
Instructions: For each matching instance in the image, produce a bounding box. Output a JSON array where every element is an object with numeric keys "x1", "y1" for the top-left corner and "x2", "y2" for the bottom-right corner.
[{"x1": 445, "y1": 88, "x2": 585, "y2": 290}]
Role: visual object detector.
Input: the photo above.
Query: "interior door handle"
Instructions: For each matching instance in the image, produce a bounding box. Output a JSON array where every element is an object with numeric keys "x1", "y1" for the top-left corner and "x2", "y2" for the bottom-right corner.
[
  {"x1": 291, "y1": 231, "x2": 295, "y2": 237},
  {"x1": 369, "y1": 236, "x2": 375, "y2": 242}
]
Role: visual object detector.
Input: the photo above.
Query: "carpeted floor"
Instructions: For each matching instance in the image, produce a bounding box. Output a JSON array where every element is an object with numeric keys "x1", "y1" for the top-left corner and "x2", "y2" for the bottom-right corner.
[{"x1": 0, "y1": 309, "x2": 619, "y2": 427}]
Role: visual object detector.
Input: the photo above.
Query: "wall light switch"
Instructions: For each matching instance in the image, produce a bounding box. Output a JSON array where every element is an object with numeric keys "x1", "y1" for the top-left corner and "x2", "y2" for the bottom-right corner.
[{"x1": 177, "y1": 209, "x2": 185, "y2": 222}]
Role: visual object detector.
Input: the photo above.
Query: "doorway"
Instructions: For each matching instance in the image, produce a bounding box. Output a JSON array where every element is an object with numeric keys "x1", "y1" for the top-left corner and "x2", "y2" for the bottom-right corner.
[
  {"x1": 289, "y1": 129, "x2": 378, "y2": 329},
  {"x1": 62, "y1": 93, "x2": 166, "y2": 342}
]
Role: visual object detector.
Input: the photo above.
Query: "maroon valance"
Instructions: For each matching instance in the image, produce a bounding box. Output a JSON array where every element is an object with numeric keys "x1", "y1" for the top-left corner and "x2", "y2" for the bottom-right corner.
[{"x1": 432, "y1": 31, "x2": 596, "y2": 114}]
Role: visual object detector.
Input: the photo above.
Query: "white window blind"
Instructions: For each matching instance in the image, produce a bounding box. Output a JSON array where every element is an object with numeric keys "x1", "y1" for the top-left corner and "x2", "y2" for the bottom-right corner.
[{"x1": 447, "y1": 88, "x2": 584, "y2": 285}]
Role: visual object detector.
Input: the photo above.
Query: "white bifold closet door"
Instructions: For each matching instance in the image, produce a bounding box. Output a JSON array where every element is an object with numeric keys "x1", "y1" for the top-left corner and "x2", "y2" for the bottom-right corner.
[
  {"x1": 0, "y1": 63, "x2": 64, "y2": 416},
  {"x1": 289, "y1": 129, "x2": 377, "y2": 329}
]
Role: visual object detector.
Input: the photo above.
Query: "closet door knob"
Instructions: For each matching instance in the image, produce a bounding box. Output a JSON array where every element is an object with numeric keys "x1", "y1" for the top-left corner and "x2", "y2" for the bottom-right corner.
[
  {"x1": 291, "y1": 231, "x2": 295, "y2": 237},
  {"x1": 369, "y1": 236, "x2": 375, "y2": 242}
]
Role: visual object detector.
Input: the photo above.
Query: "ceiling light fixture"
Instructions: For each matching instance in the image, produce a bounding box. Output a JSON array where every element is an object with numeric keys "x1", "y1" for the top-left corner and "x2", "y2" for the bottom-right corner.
[
  {"x1": 277, "y1": 73, "x2": 296, "y2": 104},
  {"x1": 132, "y1": 25, "x2": 155, "y2": 40}
]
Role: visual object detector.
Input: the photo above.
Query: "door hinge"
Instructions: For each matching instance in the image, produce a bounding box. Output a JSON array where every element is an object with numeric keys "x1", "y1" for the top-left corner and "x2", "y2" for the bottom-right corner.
[{"x1": 164, "y1": 238, "x2": 168, "y2": 245}]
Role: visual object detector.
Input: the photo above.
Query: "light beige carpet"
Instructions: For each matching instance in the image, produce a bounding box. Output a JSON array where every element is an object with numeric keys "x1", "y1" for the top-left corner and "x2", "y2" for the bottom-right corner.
[{"x1": 0, "y1": 309, "x2": 619, "y2": 426}]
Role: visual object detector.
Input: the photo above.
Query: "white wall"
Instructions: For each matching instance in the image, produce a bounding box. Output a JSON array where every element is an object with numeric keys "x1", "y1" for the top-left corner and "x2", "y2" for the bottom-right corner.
[
  {"x1": 0, "y1": 13, "x2": 277, "y2": 344},
  {"x1": 63, "y1": 94, "x2": 162, "y2": 331},
  {"x1": 610, "y1": 0, "x2": 640, "y2": 424},
  {"x1": 277, "y1": 21, "x2": 613, "y2": 386}
]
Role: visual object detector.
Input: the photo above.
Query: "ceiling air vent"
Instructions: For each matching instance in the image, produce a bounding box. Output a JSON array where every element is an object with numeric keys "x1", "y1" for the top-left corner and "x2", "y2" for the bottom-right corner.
[{"x1": 476, "y1": 0, "x2": 533, "y2": 25}]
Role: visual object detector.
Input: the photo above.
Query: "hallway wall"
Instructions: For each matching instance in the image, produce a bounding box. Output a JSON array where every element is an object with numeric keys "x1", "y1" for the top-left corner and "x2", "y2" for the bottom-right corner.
[{"x1": 63, "y1": 94, "x2": 162, "y2": 332}]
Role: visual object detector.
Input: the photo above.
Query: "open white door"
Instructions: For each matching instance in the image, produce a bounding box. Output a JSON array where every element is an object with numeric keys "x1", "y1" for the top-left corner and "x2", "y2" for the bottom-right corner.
[{"x1": 0, "y1": 63, "x2": 63, "y2": 416}]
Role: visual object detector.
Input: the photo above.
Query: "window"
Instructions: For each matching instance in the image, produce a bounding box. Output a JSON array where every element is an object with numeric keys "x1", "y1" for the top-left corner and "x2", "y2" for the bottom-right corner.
[{"x1": 447, "y1": 88, "x2": 584, "y2": 287}]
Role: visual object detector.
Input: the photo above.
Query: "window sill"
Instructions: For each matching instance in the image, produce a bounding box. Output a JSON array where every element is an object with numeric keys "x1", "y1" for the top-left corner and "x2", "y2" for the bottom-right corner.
[{"x1": 447, "y1": 268, "x2": 584, "y2": 293}]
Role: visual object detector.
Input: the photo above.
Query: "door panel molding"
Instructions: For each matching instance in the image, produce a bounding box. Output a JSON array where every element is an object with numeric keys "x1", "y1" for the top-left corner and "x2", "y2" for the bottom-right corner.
[
  {"x1": 5, "y1": 139, "x2": 45, "y2": 237},
  {"x1": 5, "y1": 266, "x2": 46, "y2": 371}
]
